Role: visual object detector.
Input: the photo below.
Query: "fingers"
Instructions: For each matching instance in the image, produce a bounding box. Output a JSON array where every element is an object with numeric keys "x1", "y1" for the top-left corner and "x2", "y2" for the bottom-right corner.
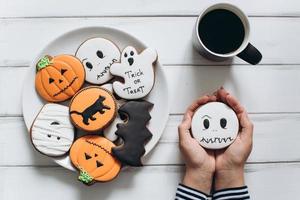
[
  {"x1": 226, "y1": 95, "x2": 245, "y2": 115},
  {"x1": 178, "y1": 113, "x2": 193, "y2": 143},
  {"x1": 216, "y1": 87, "x2": 229, "y2": 104},
  {"x1": 186, "y1": 95, "x2": 217, "y2": 118},
  {"x1": 239, "y1": 111, "x2": 254, "y2": 142}
]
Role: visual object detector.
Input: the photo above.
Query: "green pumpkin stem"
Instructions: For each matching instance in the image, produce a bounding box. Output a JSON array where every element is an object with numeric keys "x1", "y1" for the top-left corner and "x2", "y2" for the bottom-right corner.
[
  {"x1": 78, "y1": 169, "x2": 93, "y2": 185},
  {"x1": 36, "y1": 55, "x2": 52, "y2": 71}
]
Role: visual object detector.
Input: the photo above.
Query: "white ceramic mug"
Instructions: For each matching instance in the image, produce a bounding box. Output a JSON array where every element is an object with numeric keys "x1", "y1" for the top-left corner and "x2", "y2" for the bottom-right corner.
[{"x1": 192, "y1": 3, "x2": 262, "y2": 65}]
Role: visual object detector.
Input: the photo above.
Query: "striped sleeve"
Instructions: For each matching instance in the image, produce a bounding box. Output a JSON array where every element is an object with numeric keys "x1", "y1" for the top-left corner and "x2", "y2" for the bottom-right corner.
[
  {"x1": 175, "y1": 183, "x2": 212, "y2": 200},
  {"x1": 212, "y1": 186, "x2": 250, "y2": 200}
]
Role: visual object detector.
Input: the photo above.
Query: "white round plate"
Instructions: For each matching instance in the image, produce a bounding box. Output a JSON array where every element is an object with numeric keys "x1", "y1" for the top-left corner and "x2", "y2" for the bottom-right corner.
[{"x1": 22, "y1": 27, "x2": 170, "y2": 171}]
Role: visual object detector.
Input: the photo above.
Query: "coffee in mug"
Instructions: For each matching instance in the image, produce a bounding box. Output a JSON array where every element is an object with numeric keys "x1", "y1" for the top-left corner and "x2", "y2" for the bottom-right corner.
[{"x1": 192, "y1": 3, "x2": 262, "y2": 65}]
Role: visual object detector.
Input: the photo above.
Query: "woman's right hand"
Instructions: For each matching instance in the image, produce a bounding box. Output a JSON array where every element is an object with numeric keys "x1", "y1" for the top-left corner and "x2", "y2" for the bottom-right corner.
[{"x1": 214, "y1": 88, "x2": 254, "y2": 190}]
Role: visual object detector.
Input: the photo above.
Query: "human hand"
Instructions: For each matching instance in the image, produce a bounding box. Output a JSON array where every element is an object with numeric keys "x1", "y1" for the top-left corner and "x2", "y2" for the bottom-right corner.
[
  {"x1": 214, "y1": 88, "x2": 254, "y2": 190},
  {"x1": 178, "y1": 95, "x2": 216, "y2": 193}
]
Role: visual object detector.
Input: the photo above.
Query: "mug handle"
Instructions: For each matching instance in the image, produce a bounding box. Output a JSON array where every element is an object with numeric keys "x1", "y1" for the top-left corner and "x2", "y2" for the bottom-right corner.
[{"x1": 237, "y1": 43, "x2": 262, "y2": 65}]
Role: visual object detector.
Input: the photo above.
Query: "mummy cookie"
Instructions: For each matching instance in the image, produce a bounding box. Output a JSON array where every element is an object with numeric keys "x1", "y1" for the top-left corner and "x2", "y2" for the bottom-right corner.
[
  {"x1": 30, "y1": 104, "x2": 75, "y2": 157},
  {"x1": 69, "y1": 86, "x2": 117, "y2": 132},
  {"x1": 70, "y1": 135, "x2": 121, "y2": 185},
  {"x1": 76, "y1": 38, "x2": 121, "y2": 84},
  {"x1": 112, "y1": 101, "x2": 153, "y2": 166},
  {"x1": 191, "y1": 102, "x2": 239, "y2": 149},
  {"x1": 35, "y1": 55, "x2": 85, "y2": 102},
  {"x1": 110, "y1": 46, "x2": 157, "y2": 99},
  {"x1": 101, "y1": 84, "x2": 125, "y2": 141}
]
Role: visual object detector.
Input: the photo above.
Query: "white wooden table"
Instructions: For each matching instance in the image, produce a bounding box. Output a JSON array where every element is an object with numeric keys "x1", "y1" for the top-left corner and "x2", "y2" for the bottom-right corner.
[{"x1": 1, "y1": 0, "x2": 300, "y2": 199}]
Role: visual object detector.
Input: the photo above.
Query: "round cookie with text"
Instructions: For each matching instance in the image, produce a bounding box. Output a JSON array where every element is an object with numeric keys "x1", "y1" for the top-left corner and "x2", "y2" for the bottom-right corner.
[
  {"x1": 76, "y1": 37, "x2": 120, "y2": 85},
  {"x1": 191, "y1": 102, "x2": 239, "y2": 149},
  {"x1": 69, "y1": 86, "x2": 117, "y2": 132}
]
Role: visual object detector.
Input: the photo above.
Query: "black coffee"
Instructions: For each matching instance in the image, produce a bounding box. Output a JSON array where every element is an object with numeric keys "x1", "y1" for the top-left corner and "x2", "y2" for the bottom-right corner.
[{"x1": 198, "y1": 9, "x2": 245, "y2": 54}]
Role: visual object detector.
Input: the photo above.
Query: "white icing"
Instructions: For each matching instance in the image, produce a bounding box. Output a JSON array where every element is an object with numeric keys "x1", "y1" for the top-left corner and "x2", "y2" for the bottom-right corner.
[
  {"x1": 110, "y1": 46, "x2": 157, "y2": 99},
  {"x1": 31, "y1": 104, "x2": 75, "y2": 156},
  {"x1": 191, "y1": 102, "x2": 239, "y2": 149},
  {"x1": 76, "y1": 37, "x2": 121, "y2": 84},
  {"x1": 101, "y1": 83, "x2": 126, "y2": 141}
]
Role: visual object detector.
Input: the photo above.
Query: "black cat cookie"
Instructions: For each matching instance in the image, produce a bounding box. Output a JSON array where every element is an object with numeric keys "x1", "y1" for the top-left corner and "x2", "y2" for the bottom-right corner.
[
  {"x1": 69, "y1": 86, "x2": 117, "y2": 132},
  {"x1": 112, "y1": 101, "x2": 153, "y2": 166}
]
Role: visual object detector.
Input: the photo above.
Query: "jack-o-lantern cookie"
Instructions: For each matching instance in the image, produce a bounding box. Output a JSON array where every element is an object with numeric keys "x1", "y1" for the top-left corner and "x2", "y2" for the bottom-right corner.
[
  {"x1": 30, "y1": 103, "x2": 75, "y2": 157},
  {"x1": 69, "y1": 86, "x2": 117, "y2": 132},
  {"x1": 110, "y1": 46, "x2": 157, "y2": 99},
  {"x1": 76, "y1": 38, "x2": 121, "y2": 85},
  {"x1": 70, "y1": 135, "x2": 121, "y2": 185},
  {"x1": 191, "y1": 102, "x2": 239, "y2": 149},
  {"x1": 35, "y1": 55, "x2": 85, "y2": 102},
  {"x1": 112, "y1": 101, "x2": 153, "y2": 166}
]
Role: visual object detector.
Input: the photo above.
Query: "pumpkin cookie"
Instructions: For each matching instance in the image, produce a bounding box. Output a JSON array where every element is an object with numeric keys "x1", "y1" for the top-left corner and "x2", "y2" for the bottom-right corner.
[
  {"x1": 35, "y1": 55, "x2": 85, "y2": 102},
  {"x1": 70, "y1": 135, "x2": 121, "y2": 185},
  {"x1": 30, "y1": 103, "x2": 75, "y2": 157},
  {"x1": 69, "y1": 86, "x2": 117, "y2": 132}
]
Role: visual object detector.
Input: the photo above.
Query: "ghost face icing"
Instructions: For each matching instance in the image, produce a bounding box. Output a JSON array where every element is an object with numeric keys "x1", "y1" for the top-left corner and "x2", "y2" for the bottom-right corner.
[
  {"x1": 110, "y1": 46, "x2": 157, "y2": 99},
  {"x1": 191, "y1": 102, "x2": 239, "y2": 149},
  {"x1": 31, "y1": 104, "x2": 75, "y2": 157},
  {"x1": 76, "y1": 38, "x2": 121, "y2": 84}
]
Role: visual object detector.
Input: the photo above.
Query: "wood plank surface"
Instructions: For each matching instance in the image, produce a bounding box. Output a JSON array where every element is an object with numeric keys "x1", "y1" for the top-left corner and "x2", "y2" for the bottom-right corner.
[
  {"x1": 1, "y1": 0, "x2": 300, "y2": 17},
  {"x1": 1, "y1": 113, "x2": 300, "y2": 166},
  {"x1": 0, "y1": 163, "x2": 299, "y2": 199},
  {"x1": 0, "y1": 17, "x2": 300, "y2": 67},
  {"x1": 2, "y1": 65, "x2": 300, "y2": 116}
]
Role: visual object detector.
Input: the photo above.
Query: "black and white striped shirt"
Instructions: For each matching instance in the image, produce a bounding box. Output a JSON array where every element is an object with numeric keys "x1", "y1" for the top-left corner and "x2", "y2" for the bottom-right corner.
[{"x1": 175, "y1": 184, "x2": 250, "y2": 200}]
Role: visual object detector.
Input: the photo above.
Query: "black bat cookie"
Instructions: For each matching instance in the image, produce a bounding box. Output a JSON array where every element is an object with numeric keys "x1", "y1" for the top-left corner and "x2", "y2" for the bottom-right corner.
[{"x1": 112, "y1": 101, "x2": 153, "y2": 166}]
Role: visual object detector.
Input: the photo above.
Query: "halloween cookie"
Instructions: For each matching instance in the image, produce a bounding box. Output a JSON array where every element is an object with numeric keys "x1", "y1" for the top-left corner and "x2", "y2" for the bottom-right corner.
[
  {"x1": 69, "y1": 86, "x2": 117, "y2": 132},
  {"x1": 70, "y1": 135, "x2": 121, "y2": 185},
  {"x1": 76, "y1": 37, "x2": 121, "y2": 84},
  {"x1": 110, "y1": 46, "x2": 157, "y2": 99},
  {"x1": 35, "y1": 55, "x2": 85, "y2": 102},
  {"x1": 30, "y1": 103, "x2": 75, "y2": 157},
  {"x1": 191, "y1": 102, "x2": 239, "y2": 149},
  {"x1": 101, "y1": 84, "x2": 126, "y2": 141},
  {"x1": 112, "y1": 101, "x2": 153, "y2": 166}
]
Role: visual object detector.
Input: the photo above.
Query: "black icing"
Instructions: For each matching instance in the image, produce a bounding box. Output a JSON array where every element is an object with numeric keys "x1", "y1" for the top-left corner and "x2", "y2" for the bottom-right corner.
[
  {"x1": 220, "y1": 118, "x2": 227, "y2": 129},
  {"x1": 203, "y1": 119, "x2": 210, "y2": 129},
  {"x1": 96, "y1": 50, "x2": 104, "y2": 59},
  {"x1": 70, "y1": 95, "x2": 111, "y2": 126},
  {"x1": 86, "y1": 62, "x2": 93, "y2": 71},
  {"x1": 112, "y1": 101, "x2": 153, "y2": 167}
]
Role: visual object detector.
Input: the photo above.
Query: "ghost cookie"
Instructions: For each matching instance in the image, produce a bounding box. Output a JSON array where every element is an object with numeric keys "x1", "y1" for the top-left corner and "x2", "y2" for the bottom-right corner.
[
  {"x1": 191, "y1": 102, "x2": 239, "y2": 149},
  {"x1": 76, "y1": 38, "x2": 121, "y2": 84},
  {"x1": 30, "y1": 103, "x2": 75, "y2": 157},
  {"x1": 110, "y1": 46, "x2": 157, "y2": 99},
  {"x1": 112, "y1": 101, "x2": 153, "y2": 166},
  {"x1": 69, "y1": 86, "x2": 117, "y2": 132},
  {"x1": 70, "y1": 135, "x2": 121, "y2": 185},
  {"x1": 35, "y1": 55, "x2": 85, "y2": 102}
]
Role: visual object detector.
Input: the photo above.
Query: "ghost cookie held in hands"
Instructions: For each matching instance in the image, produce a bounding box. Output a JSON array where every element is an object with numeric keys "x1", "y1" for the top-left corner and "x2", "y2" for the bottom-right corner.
[
  {"x1": 191, "y1": 102, "x2": 239, "y2": 149},
  {"x1": 76, "y1": 38, "x2": 121, "y2": 84},
  {"x1": 110, "y1": 46, "x2": 157, "y2": 99},
  {"x1": 30, "y1": 103, "x2": 75, "y2": 157}
]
